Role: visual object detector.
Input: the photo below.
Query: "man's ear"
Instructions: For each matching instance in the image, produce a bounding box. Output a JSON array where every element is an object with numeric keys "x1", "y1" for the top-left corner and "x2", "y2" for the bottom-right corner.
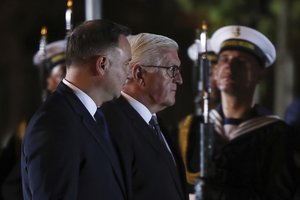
[
  {"x1": 131, "y1": 64, "x2": 145, "y2": 85},
  {"x1": 96, "y1": 55, "x2": 107, "y2": 75},
  {"x1": 132, "y1": 64, "x2": 143, "y2": 80}
]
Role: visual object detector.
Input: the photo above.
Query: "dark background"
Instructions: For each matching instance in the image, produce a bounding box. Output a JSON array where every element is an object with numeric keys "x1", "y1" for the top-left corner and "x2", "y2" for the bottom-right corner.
[
  {"x1": 0, "y1": 0, "x2": 299, "y2": 139},
  {"x1": 0, "y1": 0, "x2": 196, "y2": 137}
]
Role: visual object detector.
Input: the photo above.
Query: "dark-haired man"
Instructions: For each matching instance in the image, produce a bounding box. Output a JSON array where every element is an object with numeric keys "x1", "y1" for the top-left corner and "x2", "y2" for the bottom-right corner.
[{"x1": 21, "y1": 19, "x2": 132, "y2": 200}]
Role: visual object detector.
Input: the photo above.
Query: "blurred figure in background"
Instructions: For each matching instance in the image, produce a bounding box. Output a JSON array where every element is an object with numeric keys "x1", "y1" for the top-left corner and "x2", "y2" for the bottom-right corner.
[
  {"x1": 33, "y1": 39, "x2": 67, "y2": 94},
  {"x1": 0, "y1": 38, "x2": 67, "y2": 200},
  {"x1": 285, "y1": 96, "x2": 300, "y2": 132},
  {"x1": 0, "y1": 3, "x2": 68, "y2": 200}
]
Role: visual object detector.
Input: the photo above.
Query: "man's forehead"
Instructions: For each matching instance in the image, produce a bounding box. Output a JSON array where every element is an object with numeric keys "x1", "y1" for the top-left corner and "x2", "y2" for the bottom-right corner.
[
  {"x1": 219, "y1": 50, "x2": 256, "y2": 59},
  {"x1": 218, "y1": 50, "x2": 263, "y2": 68},
  {"x1": 161, "y1": 48, "x2": 180, "y2": 65}
]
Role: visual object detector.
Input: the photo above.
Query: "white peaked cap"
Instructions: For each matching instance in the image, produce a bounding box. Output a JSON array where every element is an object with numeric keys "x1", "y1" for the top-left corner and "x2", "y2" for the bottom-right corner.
[
  {"x1": 33, "y1": 40, "x2": 67, "y2": 66},
  {"x1": 187, "y1": 39, "x2": 215, "y2": 61},
  {"x1": 210, "y1": 25, "x2": 276, "y2": 67}
]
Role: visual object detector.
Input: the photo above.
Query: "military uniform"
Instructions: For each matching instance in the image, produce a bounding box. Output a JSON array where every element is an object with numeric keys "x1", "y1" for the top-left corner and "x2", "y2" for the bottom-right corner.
[
  {"x1": 206, "y1": 104, "x2": 300, "y2": 199},
  {"x1": 179, "y1": 25, "x2": 300, "y2": 199}
]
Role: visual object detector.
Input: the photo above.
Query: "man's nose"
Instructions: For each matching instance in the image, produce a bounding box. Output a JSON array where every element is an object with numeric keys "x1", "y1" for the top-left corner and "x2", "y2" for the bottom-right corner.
[{"x1": 174, "y1": 72, "x2": 183, "y2": 85}]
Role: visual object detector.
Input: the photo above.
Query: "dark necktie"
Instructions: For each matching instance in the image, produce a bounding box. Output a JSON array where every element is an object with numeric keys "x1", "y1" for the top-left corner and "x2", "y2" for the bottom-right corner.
[
  {"x1": 149, "y1": 115, "x2": 165, "y2": 143},
  {"x1": 94, "y1": 108, "x2": 111, "y2": 142},
  {"x1": 94, "y1": 108, "x2": 124, "y2": 181},
  {"x1": 149, "y1": 115, "x2": 176, "y2": 164}
]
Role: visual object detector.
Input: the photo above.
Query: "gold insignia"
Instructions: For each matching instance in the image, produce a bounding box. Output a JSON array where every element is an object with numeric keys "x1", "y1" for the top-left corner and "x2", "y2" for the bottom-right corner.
[{"x1": 232, "y1": 26, "x2": 241, "y2": 37}]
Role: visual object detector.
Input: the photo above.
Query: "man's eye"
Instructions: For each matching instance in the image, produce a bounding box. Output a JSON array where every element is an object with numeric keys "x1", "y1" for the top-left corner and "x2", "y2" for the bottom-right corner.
[{"x1": 125, "y1": 62, "x2": 130, "y2": 67}]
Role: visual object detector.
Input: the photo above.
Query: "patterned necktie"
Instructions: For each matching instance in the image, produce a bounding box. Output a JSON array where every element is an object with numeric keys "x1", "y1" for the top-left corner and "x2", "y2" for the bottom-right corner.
[
  {"x1": 149, "y1": 115, "x2": 165, "y2": 143},
  {"x1": 149, "y1": 115, "x2": 176, "y2": 164}
]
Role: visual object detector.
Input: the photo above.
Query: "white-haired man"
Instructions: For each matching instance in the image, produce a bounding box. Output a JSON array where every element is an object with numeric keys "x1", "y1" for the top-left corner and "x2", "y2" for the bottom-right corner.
[{"x1": 102, "y1": 33, "x2": 188, "y2": 200}]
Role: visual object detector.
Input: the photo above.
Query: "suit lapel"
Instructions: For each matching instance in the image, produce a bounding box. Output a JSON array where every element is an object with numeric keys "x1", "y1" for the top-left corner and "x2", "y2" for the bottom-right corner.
[
  {"x1": 163, "y1": 131, "x2": 187, "y2": 200},
  {"x1": 116, "y1": 96, "x2": 185, "y2": 199},
  {"x1": 81, "y1": 117, "x2": 126, "y2": 193},
  {"x1": 56, "y1": 83, "x2": 126, "y2": 198},
  {"x1": 156, "y1": 131, "x2": 185, "y2": 200},
  {"x1": 117, "y1": 97, "x2": 163, "y2": 153}
]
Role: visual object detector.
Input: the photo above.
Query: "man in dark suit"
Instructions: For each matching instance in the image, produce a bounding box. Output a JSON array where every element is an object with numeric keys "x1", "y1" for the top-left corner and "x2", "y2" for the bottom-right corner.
[
  {"x1": 21, "y1": 19, "x2": 132, "y2": 200},
  {"x1": 102, "y1": 33, "x2": 188, "y2": 200}
]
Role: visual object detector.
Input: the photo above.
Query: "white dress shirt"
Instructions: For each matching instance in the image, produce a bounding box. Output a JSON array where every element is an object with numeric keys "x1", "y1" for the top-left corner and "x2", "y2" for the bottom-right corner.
[{"x1": 63, "y1": 79, "x2": 97, "y2": 118}]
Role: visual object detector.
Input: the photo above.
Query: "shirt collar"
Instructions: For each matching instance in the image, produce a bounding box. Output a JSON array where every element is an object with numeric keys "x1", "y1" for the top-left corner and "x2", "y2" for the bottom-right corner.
[
  {"x1": 121, "y1": 91, "x2": 153, "y2": 123},
  {"x1": 215, "y1": 103, "x2": 274, "y2": 124},
  {"x1": 63, "y1": 79, "x2": 97, "y2": 117}
]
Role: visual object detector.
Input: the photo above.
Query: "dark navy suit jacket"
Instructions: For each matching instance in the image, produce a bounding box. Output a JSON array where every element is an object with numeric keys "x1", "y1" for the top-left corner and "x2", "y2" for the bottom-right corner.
[
  {"x1": 102, "y1": 96, "x2": 188, "y2": 200},
  {"x1": 21, "y1": 82, "x2": 126, "y2": 200}
]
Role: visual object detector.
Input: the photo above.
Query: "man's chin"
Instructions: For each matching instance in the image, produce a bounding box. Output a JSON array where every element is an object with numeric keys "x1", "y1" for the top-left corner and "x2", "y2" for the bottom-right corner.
[
  {"x1": 167, "y1": 99, "x2": 176, "y2": 107},
  {"x1": 104, "y1": 93, "x2": 120, "y2": 103},
  {"x1": 112, "y1": 93, "x2": 121, "y2": 100}
]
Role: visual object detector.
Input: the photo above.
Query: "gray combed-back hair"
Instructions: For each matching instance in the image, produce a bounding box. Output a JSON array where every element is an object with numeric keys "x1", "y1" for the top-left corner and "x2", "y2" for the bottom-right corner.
[{"x1": 127, "y1": 33, "x2": 178, "y2": 68}]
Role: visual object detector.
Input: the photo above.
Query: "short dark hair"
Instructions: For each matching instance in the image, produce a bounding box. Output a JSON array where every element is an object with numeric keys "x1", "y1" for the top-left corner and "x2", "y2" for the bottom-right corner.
[{"x1": 66, "y1": 19, "x2": 131, "y2": 66}]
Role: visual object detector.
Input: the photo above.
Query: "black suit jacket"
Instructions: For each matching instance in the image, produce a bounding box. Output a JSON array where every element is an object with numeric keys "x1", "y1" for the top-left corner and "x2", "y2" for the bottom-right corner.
[
  {"x1": 102, "y1": 96, "x2": 188, "y2": 200},
  {"x1": 21, "y1": 82, "x2": 126, "y2": 200}
]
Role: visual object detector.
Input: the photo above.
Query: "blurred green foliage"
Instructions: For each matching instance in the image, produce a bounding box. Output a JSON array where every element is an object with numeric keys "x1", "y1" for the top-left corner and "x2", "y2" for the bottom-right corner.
[{"x1": 175, "y1": 0, "x2": 281, "y2": 38}]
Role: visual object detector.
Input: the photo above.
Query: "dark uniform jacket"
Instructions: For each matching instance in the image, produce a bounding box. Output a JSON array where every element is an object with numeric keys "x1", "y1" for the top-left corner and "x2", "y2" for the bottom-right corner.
[{"x1": 178, "y1": 104, "x2": 300, "y2": 199}]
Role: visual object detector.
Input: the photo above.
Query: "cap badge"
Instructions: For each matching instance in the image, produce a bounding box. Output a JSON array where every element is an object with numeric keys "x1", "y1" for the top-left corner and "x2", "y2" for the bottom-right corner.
[{"x1": 232, "y1": 27, "x2": 241, "y2": 37}]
